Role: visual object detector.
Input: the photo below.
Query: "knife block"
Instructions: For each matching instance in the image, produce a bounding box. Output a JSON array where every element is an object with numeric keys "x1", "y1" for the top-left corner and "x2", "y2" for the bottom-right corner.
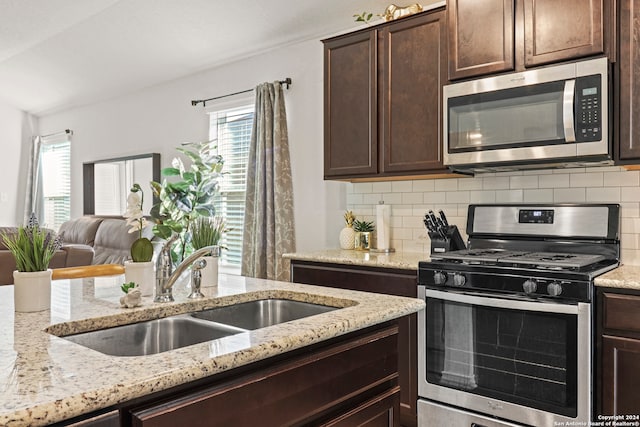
[{"x1": 429, "y1": 225, "x2": 466, "y2": 254}]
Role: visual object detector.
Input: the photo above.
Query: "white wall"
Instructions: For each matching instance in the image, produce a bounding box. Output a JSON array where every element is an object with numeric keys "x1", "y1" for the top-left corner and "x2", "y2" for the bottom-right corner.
[
  {"x1": 38, "y1": 38, "x2": 347, "y2": 252},
  {"x1": 0, "y1": 100, "x2": 36, "y2": 225}
]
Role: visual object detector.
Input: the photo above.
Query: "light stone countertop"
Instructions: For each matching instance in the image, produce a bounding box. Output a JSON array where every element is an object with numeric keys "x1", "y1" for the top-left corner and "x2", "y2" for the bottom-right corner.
[
  {"x1": 594, "y1": 264, "x2": 640, "y2": 290},
  {"x1": 283, "y1": 249, "x2": 428, "y2": 271},
  {"x1": 0, "y1": 273, "x2": 424, "y2": 426}
]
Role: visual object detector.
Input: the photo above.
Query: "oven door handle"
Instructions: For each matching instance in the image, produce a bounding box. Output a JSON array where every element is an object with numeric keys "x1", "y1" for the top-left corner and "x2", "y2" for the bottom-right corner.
[{"x1": 424, "y1": 288, "x2": 582, "y2": 315}]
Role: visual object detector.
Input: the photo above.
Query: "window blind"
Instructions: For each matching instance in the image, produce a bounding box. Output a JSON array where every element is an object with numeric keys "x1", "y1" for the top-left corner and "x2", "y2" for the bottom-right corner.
[
  {"x1": 209, "y1": 105, "x2": 254, "y2": 272},
  {"x1": 41, "y1": 139, "x2": 71, "y2": 231}
]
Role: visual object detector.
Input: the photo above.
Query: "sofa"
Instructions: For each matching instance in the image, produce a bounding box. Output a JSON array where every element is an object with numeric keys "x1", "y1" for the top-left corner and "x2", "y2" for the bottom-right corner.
[
  {"x1": 0, "y1": 216, "x2": 155, "y2": 285},
  {"x1": 57, "y1": 215, "x2": 155, "y2": 264}
]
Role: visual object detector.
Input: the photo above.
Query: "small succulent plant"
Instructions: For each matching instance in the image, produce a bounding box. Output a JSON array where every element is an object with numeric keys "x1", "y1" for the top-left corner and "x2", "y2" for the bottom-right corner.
[
  {"x1": 353, "y1": 219, "x2": 375, "y2": 232},
  {"x1": 120, "y1": 281, "x2": 137, "y2": 294}
]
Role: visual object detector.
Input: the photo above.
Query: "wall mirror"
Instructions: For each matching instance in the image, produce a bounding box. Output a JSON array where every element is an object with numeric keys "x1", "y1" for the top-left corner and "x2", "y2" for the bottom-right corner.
[{"x1": 83, "y1": 153, "x2": 160, "y2": 215}]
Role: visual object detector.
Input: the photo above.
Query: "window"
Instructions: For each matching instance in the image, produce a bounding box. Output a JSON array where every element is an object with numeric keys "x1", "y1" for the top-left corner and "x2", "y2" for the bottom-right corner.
[
  {"x1": 209, "y1": 104, "x2": 254, "y2": 273},
  {"x1": 41, "y1": 137, "x2": 71, "y2": 230}
]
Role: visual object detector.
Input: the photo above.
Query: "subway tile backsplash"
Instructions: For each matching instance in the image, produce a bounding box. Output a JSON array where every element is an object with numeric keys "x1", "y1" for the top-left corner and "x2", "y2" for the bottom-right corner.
[{"x1": 346, "y1": 166, "x2": 640, "y2": 265}]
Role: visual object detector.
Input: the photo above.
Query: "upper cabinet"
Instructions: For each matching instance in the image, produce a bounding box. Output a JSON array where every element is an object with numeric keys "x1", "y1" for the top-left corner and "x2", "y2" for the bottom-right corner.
[
  {"x1": 617, "y1": 0, "x2": 640, "y2": 162},
  {"x1": 448, "y1": 0, "x2": 611, "y2": 80},
  {"x1": 324, "y1": 8, "x2": 449, "y2": 181},
  {"x1": 447, "y1": 0, "x2": 514, "y2": 80},
  {"x1": 323, "y1": 32, "x2": 378, "y2": 177}
]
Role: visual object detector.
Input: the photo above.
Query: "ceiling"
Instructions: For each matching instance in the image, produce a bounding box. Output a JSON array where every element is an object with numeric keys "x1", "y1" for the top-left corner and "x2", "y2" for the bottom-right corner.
[{"x1": 0, "y1": 0, "x2": 440, "y2": 116}]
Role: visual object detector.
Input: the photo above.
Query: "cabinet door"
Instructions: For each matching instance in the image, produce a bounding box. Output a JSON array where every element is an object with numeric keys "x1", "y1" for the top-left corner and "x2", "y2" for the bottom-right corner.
[
  {"x1": 617, "y1": 0, "x2": 640, "y2": 161},
  {"x1": 380, "y1": 10, "x2": 448, "y2": 173},
  {"x1": 522, "y1": 0, "x2": 604, "y2": 67},
  {"x1": 320, "y1": 387, "x2": 401, "y2": 427},
  {"x1": 324, "y1": 31, "x2": 378, "y2": 178},
  {"x1": 290, "y1": 261, "x2": 418, "y2": 427},
  {"x1": 447, "y1": 0, "x2": 514, "y2": 80},
  {"x1": 601, "y1": 335, "x2": 640, "y2": 415}
]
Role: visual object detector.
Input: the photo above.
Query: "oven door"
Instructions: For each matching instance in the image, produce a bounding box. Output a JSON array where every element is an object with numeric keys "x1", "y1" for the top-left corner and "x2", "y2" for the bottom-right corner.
[{"x1": 417, "y1": 286, "x2": 591, "y2": 426}]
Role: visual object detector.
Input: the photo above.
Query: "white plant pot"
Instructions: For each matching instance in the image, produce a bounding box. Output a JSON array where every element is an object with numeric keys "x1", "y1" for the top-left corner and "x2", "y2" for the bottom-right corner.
[
  {"x1": 124, "y1": 261, "x2": 154, "y2": 297},
  {"x1": 200, "y1": 255, "x2": 219, "y2": 286},
  {"x1": 13, "y1": 270, "x2": 52, "y2": 312}
]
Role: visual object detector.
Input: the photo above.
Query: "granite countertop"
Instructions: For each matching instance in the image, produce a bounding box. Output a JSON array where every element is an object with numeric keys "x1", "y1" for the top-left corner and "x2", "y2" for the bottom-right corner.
[
  {"x1": 283, "y1": 249, "x2": 427, "y2": 271},
  {"x1": 595, "y1": 264, "x2": 640, "y2": 290},
  {"x1": 0, "y1": 273, "x2": 424, "y2": 426}
]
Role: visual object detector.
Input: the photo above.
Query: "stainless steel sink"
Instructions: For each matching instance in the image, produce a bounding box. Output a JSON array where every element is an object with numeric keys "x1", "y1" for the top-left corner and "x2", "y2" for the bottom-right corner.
[
  {"x1": 61, "y1": 315, "x2": 245, "y2": 357},
  {"x1": 57, "y1": 299, "x2": 339, "y2": 356},
  {"x1": 191, "y1": 299, "x2": 338, "y2": 330}
]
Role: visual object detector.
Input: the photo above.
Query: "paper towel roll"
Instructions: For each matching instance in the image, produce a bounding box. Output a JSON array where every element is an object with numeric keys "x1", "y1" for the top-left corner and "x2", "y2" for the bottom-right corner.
[{"x1": 376, "y1": 203, "x2": 391, "y2": 250}]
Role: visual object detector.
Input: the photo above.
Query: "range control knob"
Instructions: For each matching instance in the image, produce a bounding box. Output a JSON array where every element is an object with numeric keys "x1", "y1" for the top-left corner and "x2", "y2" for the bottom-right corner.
[
  {"x1": 547, "y1": 282, "x2": 563, "y2": 297},
  {"x1": 522, "y1": 279, "x2": 538, "y2": 294},
  {"x1": 452, "y1": 273, "x2": 466, "y2": 287},
  {"x1": 433, "y1": 271, "x2": 447, "y2": 285}
]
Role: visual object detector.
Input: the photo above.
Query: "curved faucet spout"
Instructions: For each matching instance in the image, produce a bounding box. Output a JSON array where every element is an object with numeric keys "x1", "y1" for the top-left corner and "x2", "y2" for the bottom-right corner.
[
  {"x1": 162, "y1": 246, "x2": 218, "y2": 292},
  {"x1": 154, "y1": 243, "x2": 218, "y2": 303}
]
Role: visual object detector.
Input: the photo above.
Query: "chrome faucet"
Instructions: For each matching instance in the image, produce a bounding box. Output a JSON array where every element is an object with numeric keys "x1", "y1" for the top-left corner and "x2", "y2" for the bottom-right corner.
[{"x1": 154, "y1": 236, "x2": 218, "y2": 302}]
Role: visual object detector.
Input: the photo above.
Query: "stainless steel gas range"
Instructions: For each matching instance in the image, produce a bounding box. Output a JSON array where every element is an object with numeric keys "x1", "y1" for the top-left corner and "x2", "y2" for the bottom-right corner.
[{"x1": 417, "y1": 204, "x2": 620, "y2": 427}]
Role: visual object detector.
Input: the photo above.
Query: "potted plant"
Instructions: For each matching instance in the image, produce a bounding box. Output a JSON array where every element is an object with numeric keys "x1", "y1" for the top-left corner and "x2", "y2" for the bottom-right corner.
[
  {"x1": 190, "y1": 216, "x2": 227, "y2": 286},
  {"x1": 353, "y1": 219, "x2": 375, "y2": 251},
  {"x1": 150, "y1": 141, "x2": 224, "y2": 264},
  {"x1": 339, "y1": 211, "x2": 356, "y2": 250},
  {"x1": 1, "y1": 214, "x2": 62, "y2": 312},
  {"x1": 123, "y1": 184, "x2": 154, "y2": 296}
]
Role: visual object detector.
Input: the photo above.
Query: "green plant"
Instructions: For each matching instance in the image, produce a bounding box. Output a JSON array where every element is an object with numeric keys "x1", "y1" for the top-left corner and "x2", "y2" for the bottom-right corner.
[
  {"x1": 353, "y1": 219, "x2": 375, "y2": 233},
  {"x1": 191, "y1": 216, "x2": 227, "y2": 250},
  {"x1": 353, "y1": 11, "x2": 374, "y2": 24},
  {"x1": 120, "y1": 281, "x2": 137, "y2": 294},
  {"x1": 1, "y1": 214, "x2": 62, "y2": 272},
  {"x1": 150, "y1": 141, "x2": 224, "y2": 263},
  {"x1": 124, "y1": 183, "x2": 154, "y2": 262}
]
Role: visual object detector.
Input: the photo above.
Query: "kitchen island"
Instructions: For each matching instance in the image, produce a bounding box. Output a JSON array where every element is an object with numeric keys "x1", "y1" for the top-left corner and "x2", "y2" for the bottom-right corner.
[{"x1": 0, "y1": 273, "x2": 423, "y2": 426}]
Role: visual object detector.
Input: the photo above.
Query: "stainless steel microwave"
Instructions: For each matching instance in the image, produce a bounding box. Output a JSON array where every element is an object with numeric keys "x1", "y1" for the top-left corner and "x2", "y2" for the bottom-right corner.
[{"x1": 443, "y1": 57, "x2": 612, "y2": 173}]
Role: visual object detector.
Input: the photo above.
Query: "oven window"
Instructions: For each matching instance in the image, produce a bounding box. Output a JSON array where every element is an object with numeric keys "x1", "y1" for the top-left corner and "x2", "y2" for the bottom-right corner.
[
  {"x1": 448, "y1": 81, "x2": 566, "y2": 152},
  {"x1": 425, "y1": 297, "x2": 578, "y2": 417}
]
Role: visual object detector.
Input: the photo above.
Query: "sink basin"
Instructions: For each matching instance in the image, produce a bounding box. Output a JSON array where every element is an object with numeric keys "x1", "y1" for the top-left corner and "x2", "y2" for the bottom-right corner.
[
  {"x1": 61, "y1": 315, "x2": 245, "y2": 357},
  {"x1": 191, "y1": 299, "x2": 338, "y2": 330}
]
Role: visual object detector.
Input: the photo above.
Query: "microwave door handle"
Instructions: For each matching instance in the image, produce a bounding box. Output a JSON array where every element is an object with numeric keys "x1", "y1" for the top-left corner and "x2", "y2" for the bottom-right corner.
[{"x1": 563, "y1": 79, "x2": 577, "y2": 142}]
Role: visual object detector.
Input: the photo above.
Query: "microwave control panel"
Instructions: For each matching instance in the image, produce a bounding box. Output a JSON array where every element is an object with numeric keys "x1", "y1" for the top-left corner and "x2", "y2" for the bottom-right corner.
[{"x1": 574, "y1": 74, "x2": 602, "y2": 142}]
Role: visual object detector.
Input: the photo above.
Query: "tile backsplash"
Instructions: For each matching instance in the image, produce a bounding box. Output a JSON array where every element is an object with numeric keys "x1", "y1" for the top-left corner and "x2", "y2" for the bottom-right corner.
[{"x1": 346, "y1": 166, "x2": 640, "y2": 265}]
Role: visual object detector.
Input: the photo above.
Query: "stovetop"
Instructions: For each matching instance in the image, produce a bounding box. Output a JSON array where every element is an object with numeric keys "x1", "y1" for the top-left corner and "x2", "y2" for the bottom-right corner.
[{"x1": 429, "y1": 249, "x2": 606, "y2": 270}]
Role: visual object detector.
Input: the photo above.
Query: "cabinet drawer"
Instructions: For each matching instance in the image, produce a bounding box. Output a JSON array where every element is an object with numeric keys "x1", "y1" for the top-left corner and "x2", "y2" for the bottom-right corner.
[
  {"x1": 130, "y1": 325, "x2": 398, "y2": 427},
  {"x1": 602, "y1": 292, "x2": 640, "y2": 333}
]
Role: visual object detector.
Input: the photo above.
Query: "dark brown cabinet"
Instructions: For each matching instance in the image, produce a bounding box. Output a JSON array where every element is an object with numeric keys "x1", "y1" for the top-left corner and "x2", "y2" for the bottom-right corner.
[
  {"x1": 616, "y1": 0, "x2": 640, "y2": 161},
  {"x1": 447, "y1": 0, "x2": 514, "y2": 80},
  {"x1": 61, "y1": 323, "x2": 400, "y2": 427},
  {"x1": 448, "y1": 0, "x2": 609, "y2": 80},
  {"x1": 597, "y1": 289, "x2": 640, "y2": 415},
  {"x1": 324, "y1": 31, "x2": 377, "y2": 177},
  {"x1": 290, "y1": 260, "x2": 418, "y2": 427},
  {"x1": 324, "y1": 9, "x2": 449, "y2": 180}
]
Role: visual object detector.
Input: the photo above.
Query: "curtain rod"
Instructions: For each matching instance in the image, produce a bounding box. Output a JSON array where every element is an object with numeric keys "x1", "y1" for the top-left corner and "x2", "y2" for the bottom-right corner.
[
  {"x1": 191, "y1": 78, "x2": 292, "y2": 107},
  {"x1": 42, "y1": 129, "x2": 73, "y2": 138}
]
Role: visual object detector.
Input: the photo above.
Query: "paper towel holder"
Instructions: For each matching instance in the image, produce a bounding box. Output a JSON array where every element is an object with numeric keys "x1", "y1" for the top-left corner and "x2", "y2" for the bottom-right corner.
[{"x1": 371, "y1": 201, "x2": 395, "y2": 253}]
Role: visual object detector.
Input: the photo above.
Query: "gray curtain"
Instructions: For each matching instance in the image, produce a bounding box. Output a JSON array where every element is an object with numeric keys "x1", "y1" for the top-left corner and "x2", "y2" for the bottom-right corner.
[
  {"x1": 23, "y1": 135, "x2": 43, "y2": 224},
  {"x1": 241, "y1": 81, "x2": 295, "y2": 281}
]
